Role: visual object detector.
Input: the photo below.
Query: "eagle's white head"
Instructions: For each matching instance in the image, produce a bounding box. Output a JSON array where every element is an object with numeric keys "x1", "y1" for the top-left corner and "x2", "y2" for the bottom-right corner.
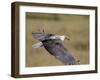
[{"x1": 50, "y1": 35, "x2": 69, "y2": 41}]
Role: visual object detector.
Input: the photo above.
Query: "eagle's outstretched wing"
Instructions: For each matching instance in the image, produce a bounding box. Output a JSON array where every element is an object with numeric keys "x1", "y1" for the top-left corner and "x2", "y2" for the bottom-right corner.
[
  {"x1": 42, "y1": 39, "x2": 76, "y2": 65},
  {"x1": 32, "y1": 32, "x2": 76, "y2": 65},
  {"x1": 32, "y1": 32, "x2": 53, "y2": 41}
]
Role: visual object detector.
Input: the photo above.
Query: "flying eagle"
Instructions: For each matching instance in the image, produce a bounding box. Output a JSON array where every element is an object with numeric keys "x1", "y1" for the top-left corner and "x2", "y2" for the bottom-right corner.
[{"x1": 32, "y1": 32, "x2": 76, "y2": 65}]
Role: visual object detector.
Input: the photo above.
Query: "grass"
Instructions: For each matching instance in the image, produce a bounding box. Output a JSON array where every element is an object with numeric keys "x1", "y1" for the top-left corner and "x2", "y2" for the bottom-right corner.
[{"x1": 25, "y1": 13, "x2": 89, "y2": 67}]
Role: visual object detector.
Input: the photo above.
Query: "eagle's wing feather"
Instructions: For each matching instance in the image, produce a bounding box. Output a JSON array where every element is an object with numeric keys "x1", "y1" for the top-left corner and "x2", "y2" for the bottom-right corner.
[
  {"x1": 43, "y1": 40, "x2": 76, "y2": 65},
  {"x1": 32, "y1": 32, "x2": 76, "y2": 65},
  {"x1": 32, "y1": 33, "x2": 46, "y2": 41},
  {"x1": 32, "y1": 32, "x2": 51, "y2": 41},
  {"x1": 55, "y1": 51, "x2": 76, "y2": 65}
]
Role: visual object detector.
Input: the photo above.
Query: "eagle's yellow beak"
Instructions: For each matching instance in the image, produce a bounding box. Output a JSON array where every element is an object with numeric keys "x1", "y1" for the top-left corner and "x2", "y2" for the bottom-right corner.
[{"x1": 65, "y1": 35, "x2": 70, "y2": 40}]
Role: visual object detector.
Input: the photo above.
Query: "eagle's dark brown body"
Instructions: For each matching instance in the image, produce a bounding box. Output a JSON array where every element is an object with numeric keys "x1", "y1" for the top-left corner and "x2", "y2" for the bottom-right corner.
[{"x1": 32, "y1": 32, "x2": 76, "y2": 65}]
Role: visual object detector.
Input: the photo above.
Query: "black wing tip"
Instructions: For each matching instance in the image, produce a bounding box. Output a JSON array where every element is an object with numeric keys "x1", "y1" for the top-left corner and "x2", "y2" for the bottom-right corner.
[{"x1": 32, "y1": 32, "x2": 41, "y2": 34}]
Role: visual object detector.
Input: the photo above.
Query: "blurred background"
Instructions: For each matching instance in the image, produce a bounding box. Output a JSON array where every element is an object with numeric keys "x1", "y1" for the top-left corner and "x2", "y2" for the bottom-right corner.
[{"x1": 25, "y1": 12, "x2": 89, "y2": 67}]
